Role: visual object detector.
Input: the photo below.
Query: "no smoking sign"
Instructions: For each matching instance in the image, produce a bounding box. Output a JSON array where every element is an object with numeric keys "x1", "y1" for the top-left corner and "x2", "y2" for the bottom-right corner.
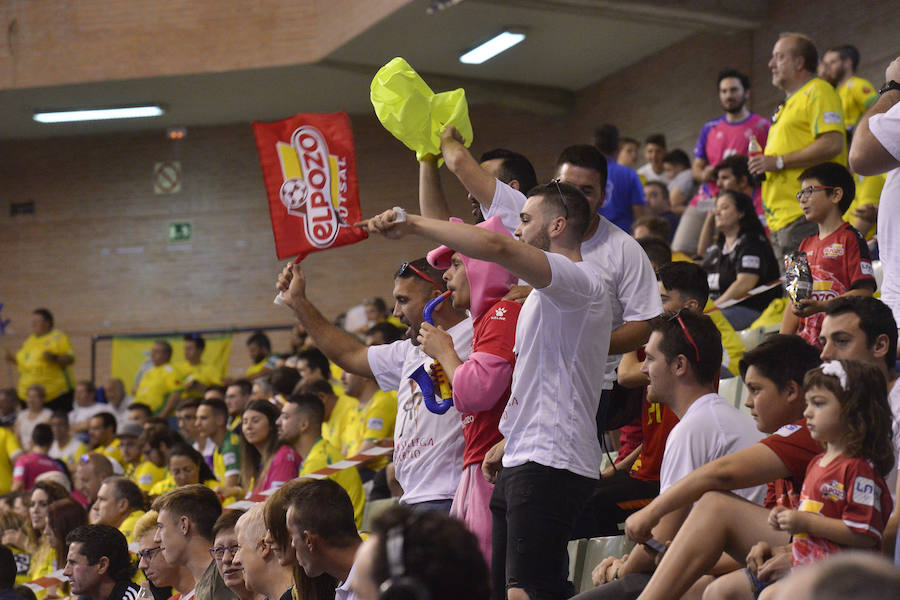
[{"x1": 153, "y1": 161, "x2": 182, "y2": 194}]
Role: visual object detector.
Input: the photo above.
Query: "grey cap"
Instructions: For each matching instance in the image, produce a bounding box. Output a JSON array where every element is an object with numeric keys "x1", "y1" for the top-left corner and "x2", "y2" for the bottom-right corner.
[{"x1": 117, "y1": 421, "x2": 144, "y2": 438}]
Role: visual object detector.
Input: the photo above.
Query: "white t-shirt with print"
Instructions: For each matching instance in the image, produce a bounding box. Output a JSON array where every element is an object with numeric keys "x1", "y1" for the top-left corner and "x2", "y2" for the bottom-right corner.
[
  {"x1": 660, "y1": 393, "x2": 766, "y2": 503},
  {"x1": 871, "y1": 102, "x2": 900, "y2": 323},
  {"x1": 367, "y1": 318, "x2": 473, "y2": 504},
  {"x1": 501, "y1": 252, "x2": 611, "y2": 479}
]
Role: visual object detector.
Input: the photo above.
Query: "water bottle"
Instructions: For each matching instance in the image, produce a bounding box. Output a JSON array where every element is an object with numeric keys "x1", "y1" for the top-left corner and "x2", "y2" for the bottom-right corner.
[
  {"x1": 137, "y1": 582, "x2": 153, "y2": 600},
  {"x1": 748, "y1": 134, "x2": 766, "y2": 183}
]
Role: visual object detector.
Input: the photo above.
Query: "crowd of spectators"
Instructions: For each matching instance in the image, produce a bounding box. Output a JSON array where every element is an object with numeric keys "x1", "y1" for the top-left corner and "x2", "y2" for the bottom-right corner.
[{"x1": 2, "y1": 30, "x2": 900, "y2": 600}]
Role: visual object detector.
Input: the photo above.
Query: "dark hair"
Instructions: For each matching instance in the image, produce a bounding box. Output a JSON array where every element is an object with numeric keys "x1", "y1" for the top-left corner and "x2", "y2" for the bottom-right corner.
[
  {"x1": 592, "y1": 124, "x2": 620, "y2": 156},
  {"x1": 645, "y1": 133, "x2": 666, "y2": 148},
  {"x1": 824, "y1": 297, "x2": 898, "y2": 371},
  {"x1": 713, "y1": 154, "x2": 752, "y2": 186},
  {"x1": 717, "y1": 68, "x2": 750, "y2": 91},
  {"x1": 50, "y1": 410, "x2": 70, "y2": 424},
  {"x1": 32, "y1": 423, "x2": 53, "y2": 448},
  {"x1": 76, "y1": 380, "x2": 96, "y2": 397},
  {"x1": 657, "y1": 262, "x2": 710, "y2": 306},
  {"x1": 662, "y1": 149, "x2": 691, "y2": 170},
  {"x1": 271, "y1": 367, "x2": 302, "y2": 397},
  {"x1": 287, "y1": 479, "x2": 360, "y2": 547},
  {"x1": 212, "y1": 509, "x2": 244, "y2": 539},
  {"x1": 198, "y1": 397, "x2": 229, "y2": 420},
  {"x1": 394, "y1": 257, "x2": 448, "y2": 293},
  {"x1": 369, "y1": 506, "x2": 490, "y2": 600},
  {"x1": 167, "y1": 443, "x2": 216, "y2": 484},
  {"x1": 297, "y1": 378, "x2": 335, "y2": 398},
  {"x1": 13, "y1": 586, "x2": 37, "y2": 600},
  {"x1": 365, "y1": 322, "x2": 405, "y2": 345},
  {"x1": 205, "y1": 384, "x2": 227, "y2": 398},
  {"x1": 715, "y1": 190, "x2": 767, "y2": 246},
  {"x1": 650, "y1": 311, "x2": 722, "y2": 384},
  {"x1": 828, "y1": 44, "x2": 860, "y2": 71},
  {"x1": 526, "y1": 180, "x2": 593, "y2": 240},
  {"x1": 643, "y1": 180, "x2": 669, "y2": 200},
  {"x1": 176, "y1": 397, "x2": 201, "y2": 413},
  {"x1": 555, "y1": 144, "x2": 609, "y2": 191},
  {"x1": 780, "y1": 32, "x2": 818, "y2": 73},
  {"x1": 739, "y1": 334, "x2": 822, "y2": 390},
  {"x1": 798, "y1": 162, "x2": 856, "y2": 214},
  {"x1": 153, "y1": 340, "x2": 173, "y2": 361},
  {"x1": 183, "y1": 333, "x2": 206, "y2": 352},
  {"x1": 228, "y1": 380, "x2": 253, "y2": 397},
  {"x1": 91, "y1": 411, "x2": 117, "y2": 433},
  {"x1": 285, "y1": 393, "x2": 326, "y2": 429},
  {"x1": 66, "y1": 524, "x2": 136, "y2": 582},
  {"x1": 33, "y1": 309, "x2": 54, "y2": 328},
  {"x1": 140, "y1": 423, "x2": 184, "y2": 452},
  {"x1": 637, "y1": 237, "x2": 672, "y2": 268},
  {"x1": 0, "y1": 544, "x2": 15, "y2": 588},
  {"x1": 151, "y1": 484, "x2": 222, "y2": 541},
  {"x1": 48, "y1": 499, "x2": 88, "y2": 565},
  {"x1": 32, "y1": 480, "x2": 71, "y2": 505},
  {"x1": 804, "y1": 360, "x2": 894, "y2": 475},
  {"x1": 632, "y1": 215, "x2": 671, "y2": 241},
  {"x1": 363, "y1": 297, "x2": 387, "y2": 314},
  {"x1": 247, "y1": 331, "x2": 272, "y2": 352},
  {"x1": 102, "y1": 477, "x2": 145, "y2": 512},
  {"x1": 127, "y1": 403, "x2": 153, "y2": 419},
  {"x1": 478, "y1": 148, "x2": 538, "y2": 194},
  {"x1": 239, "y1": 400, "x2": 285, "y2": 489},
  {"x1": 297, "y1": 349, "x2": 331, "y2": 380}
]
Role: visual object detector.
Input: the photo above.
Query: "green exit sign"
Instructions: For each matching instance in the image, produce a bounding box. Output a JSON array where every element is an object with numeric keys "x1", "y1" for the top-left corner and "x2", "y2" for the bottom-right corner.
[{"x1": 168, "y1": 221, "x2": 192, "y2": 243}]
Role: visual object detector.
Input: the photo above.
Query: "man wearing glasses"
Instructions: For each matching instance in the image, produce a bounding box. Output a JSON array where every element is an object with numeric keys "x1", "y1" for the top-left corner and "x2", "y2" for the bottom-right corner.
[
  {"x1": 211, "y1": 510, "x2": 258, "y2": 600},
  {"x1": 234, "y1": 504, "x2": 293, "y2": 600},
  {"x1": 275, "y1": 256, "x2": 471, "y2": 513},
  {"x1": 135, "y1": 510, "x2": 195, "y2": 600}
]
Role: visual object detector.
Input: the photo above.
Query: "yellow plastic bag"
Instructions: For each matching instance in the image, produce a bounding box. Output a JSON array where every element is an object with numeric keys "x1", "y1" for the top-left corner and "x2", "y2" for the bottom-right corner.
[
  {"x1": 370, "y1": 57, "x2": 473, "y2": 163},
  {"x1": 748, "y1": 297, "x2": 789, "y2": 330}
]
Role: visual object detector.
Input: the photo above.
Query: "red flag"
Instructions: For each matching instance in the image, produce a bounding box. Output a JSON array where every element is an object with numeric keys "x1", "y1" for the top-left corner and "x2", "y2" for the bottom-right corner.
[{"x1": 252, "y1": 112, "x2": 367, "y2": 260}]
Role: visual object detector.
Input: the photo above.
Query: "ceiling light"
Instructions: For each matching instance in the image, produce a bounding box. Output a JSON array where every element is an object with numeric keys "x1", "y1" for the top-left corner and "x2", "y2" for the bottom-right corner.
[
  {"x1": 33, "y1": 105, "x2": 165, "y2": 124},
  {"x1": 460, "y1": 31, "x2": 525, "y2": 65}
]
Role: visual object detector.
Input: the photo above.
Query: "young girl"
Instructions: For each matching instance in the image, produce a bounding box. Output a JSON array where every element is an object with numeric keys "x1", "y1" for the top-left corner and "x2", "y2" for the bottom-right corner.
[{"x1": 768, "y1": 359, "x2": 894, "y2": 568}]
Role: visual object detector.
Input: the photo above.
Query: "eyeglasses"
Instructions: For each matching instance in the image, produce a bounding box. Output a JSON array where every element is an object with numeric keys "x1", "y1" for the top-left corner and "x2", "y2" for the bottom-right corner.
[
  {"x1": 209, "y1": 543, "x2": 241, "y2": 559},
  {"x1": 669, "y1": 310, "x2": 701, "y2": 363},
  {"x1": 138, "y1": 547, "x2": 163, "y2": 561},
  {"x1": 394, "y1": 261, "x2": 442, "y2": 290},
  {"x1": 550, "y1": 178, "x2": 569, "y2": 218},
  {"x1": 795, "y1": 185, "x2": 837, "y2": 200}
]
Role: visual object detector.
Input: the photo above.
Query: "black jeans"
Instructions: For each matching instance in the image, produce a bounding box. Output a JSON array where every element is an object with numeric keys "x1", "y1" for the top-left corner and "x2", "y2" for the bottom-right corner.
[
  {"x1": 571, "y1": 470, "x2": 660, "y2": 539},
  {"x1": 491, "y1": 462, "x2": 596, "y2": 600}
]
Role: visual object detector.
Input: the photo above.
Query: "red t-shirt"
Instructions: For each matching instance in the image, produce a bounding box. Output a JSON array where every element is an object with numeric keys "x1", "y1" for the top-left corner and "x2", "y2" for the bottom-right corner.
[
  {"x1": 460, "y1": 299, "x2": 521, "y2": 468},
  {"x1": 759, "y1": 420, "x2": 822, "y2": 508},
  {"x1": 792, "y1": 454, "x2": 892, "y2": 566},
  {"x1": 798, "y1": 223, "x2": 875, "y2": 347},
  {"x1": 12, "y1": 452, "x2": 64, "y2": 490},
  {"x1": 616, "y1": 417, "x2": 643, "y2": 465}
]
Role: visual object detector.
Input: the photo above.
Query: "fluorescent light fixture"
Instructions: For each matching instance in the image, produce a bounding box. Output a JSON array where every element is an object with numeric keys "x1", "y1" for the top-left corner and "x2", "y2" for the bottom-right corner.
[
  {"x1": 460, "y1": 31, "x2": 525, "y2": 64},
  {"x1": 33, "y1": 105, "x2": 165, "y2": 124}
]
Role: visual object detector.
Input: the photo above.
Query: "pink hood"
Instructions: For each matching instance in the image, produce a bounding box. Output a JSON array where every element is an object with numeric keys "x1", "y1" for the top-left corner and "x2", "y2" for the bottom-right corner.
[{"x1": 427, "y1": 216, "x2": 518, "y2": 320}]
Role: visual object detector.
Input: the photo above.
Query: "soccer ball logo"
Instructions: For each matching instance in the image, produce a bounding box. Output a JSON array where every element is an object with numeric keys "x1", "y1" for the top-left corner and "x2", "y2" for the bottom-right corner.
[{"x1": 280, "y1": 177, "x2": 309, "y2": 213}]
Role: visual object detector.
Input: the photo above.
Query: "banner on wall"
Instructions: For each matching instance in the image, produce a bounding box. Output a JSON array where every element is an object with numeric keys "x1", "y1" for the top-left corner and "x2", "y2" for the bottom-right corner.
[
  {"x1": 111, "y1": 334, "x2": 233, "y2": 393},
  {"x1": 252, "y1": 111, "x2": 368, "y2": 261}
]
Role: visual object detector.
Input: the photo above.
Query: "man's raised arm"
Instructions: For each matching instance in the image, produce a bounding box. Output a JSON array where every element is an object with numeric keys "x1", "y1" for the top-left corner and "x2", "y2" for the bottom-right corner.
[
  {"x1": 440, "y1": 126, "x2": 498, "y2": 211},
  {"x1": 849, "y1": 56, "x2": 900, "y2": 175},
  {"x1": 275, "y1": 264, "x2": 373, "y2": 377},
  {"x1": 418, "y1": 157, "x2": 452, "y2": 221}
]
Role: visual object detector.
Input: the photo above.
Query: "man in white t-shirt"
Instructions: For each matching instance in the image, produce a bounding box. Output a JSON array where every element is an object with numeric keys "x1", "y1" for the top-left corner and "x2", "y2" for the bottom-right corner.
[
  {"x1": 588, "y1": 311, "x2": 764, "y2": 596},
  {"x1": 357, "y1": 179, "x2": 611, "y2": 600},
  {"x1": 276, "y1": 257, "x2": 470, "y2": 511}
]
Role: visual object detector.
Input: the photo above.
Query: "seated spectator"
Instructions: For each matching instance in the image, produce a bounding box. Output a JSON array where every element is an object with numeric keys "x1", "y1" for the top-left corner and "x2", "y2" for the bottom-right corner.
[
  {"x1": 174, "y1": 334, "x2": 221, "y2": 400},
  {"x1": 640, "y1": 182, "x2": 679, "y2": 239},
  {"x1": 276, "y1": 394, "x2": 363, "y2": 525},
  {"x1": 11, "y1": 424, "x2": 64, "y2": 491},
  {"x1": 593, "y1": 125, "x2": 647, "y2": 233},
  {"x1": 363, "y1": 322, "x2": 405, "y2": 346},
  {"x1": 48, "y1": 411, "x2": 87, "y2": 469},
  {"x1": 135, "y1": 425, "x2": 179, "y2": 493},
  {"x1": 705, "y1": 190, "x2": 781, "y2": 330},
  {"x1": 74, "y1": 454, "x2": 114, "y2": 508},
  {"x1": 211, "y1": 510, "x2": 256, "y2": 600},
  {"x1": 126, "y1": 403, "x2": 152, "y2": 427},
  {"x1": 134, "y1": 510, "x2": 194, "y2": 600},
  {"x1": 697, "y1": 154, "x2": 764, "y2": 258},
  {"x1": 618, "y1": 137, "x2": 640, "y2": 170},
  {"x1": 0, "y1": 388, "x2": 19, "y2": 429},
  {"x1": 30, "y1": 498, "x2": 88, "y2": 589},
  {"x1": 296, "y1": 378, "x2": 357, "y2": 459},
  {"x1": 235, "y1": 504, "x2": 293, "y2": 600},
  {"x1": 25, "y1": 480, "x2": 71, "y2": 560},
  {"x1": 63, "y1": 524, "x2": 138, "y2": 600},
  {"x1": 175, "y1": 398, "x2": 202, "y2": 447},
  {"x1": 245, "y1": 332, "x2": 277, "y2": 382},
  {"x1": 637, "y1": 134, "x2": 670, "y2": 185},
  {"x1": 1, "y1": 511, "x2": 33, "y2": 585},
  {"x1": 225, "y1": 382, "x2": 252, "y2": 435},
  {"x1": 339, "y1": 369, "x2": 396, "y2": 469},
  {"x1": 195, "y1": 397, "x2": 242, "y2": 501},
  {"x1": 101, "y1": 377, "x2": 134, "y2": 426},
  {"x1": 14, "y1": 384, "x2": 51, "y2": 451},
  {"x1": 116, "y1": 422, "x2": 144, "y2": 479},
  {"x1": 89, "y1": 476, "x2": 145, "y2": 544},
  {"x1": 351, "y1": 505, "x2": 490, "y2": 600},
  {"x1": 153, "y1": 484, "x2": 237, "y2": 600},
  {"x1": 240, "y1": 400, "x2": 300, "y2": 495},
  {"x1": 269, "y1": 367, "x2": 301, "y2": 406},
  {"x1": 87, "y1": 412, "x2": 124, "y2": 466},
  {"x1": 632, "y1": 215, "x2": 672, "y2": 243},
  {"x1": 134, "y1": 341, "x2": 181, "y2": 417},
  {"x1": 0, "y1": 543, "x2": 18, "y2": 599},
  {"x1": 70, "y1": 381, "x2": 112, "y2": 434},
  {"x1": 150, "y1": 443, "x2": 217, "y2": 496},
  {"x1": 664, "y1": 150, "x2": 698, "y2": 215}
]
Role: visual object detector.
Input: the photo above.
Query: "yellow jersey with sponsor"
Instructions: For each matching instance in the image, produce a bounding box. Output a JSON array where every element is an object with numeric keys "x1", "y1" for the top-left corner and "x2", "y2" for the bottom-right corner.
[
  {"x1": 99, "y1": 438, "x2": 124, "y2": 465},
  {"x1": 119, "y1": 509, "x2": 145, "y2": 545},
  {"x1": 321, "y1": 393, "x2": 359, "y2": 452},
  {"x1": 299, "y1": 438, "x2": 365, "y2": 527},
  {"x1": 0, "y1": 427, "x2": 22, "y2": 494},
  {"x1": 704, "y1": 300, "x2": 745, "y2": 376},
  {"x1": 15, "y1": 329, "x2": 75, "y2": 401},
  {"x1": 246, "y1": 356, "x2": 276, "y2": 377},
  {"x1": 343, "y1": 390, "x2": 397, "y2": 470},
  {"x1": 133, "y1": 460, "x2": 167, "y2": 492},
  {"x1": 838, "y1": 75, "x2": 877, "y2": 131},
  {"x1": 763, "y1": 77, "x2": 846, "y2": 232},
  {"x1": 212, "y1": 432, "x2": 242, "y2": 482},
  {"x1": 844, "y1": 173, "x2": 886, "y2": 240},
  {"x1": 134, "y1": 364, "x2": 181, "y2": 414},
  {"x1": 173, "y1": 361, "x2": 221, "y2": 398}
]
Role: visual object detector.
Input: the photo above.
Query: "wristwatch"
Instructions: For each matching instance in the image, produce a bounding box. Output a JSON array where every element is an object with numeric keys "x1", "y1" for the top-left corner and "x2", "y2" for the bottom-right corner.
[
  {"x1": 775, "y1": 155, "x2": 784, "y2": 171},
  {"x1": 879, "y1": 80, "x2": 900, "y2": 95}
]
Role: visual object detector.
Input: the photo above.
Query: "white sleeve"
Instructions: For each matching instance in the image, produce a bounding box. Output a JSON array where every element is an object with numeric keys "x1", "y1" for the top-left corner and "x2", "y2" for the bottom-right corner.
[
  {"x1": 538, "y1": 253, "x2": 600, "y2": 309},
  {"x1": 870, "y1": 102, "x2": 900, "y2": 161},
  {"x1": 482, "y1": 180, "x2": 527, "y2": 235},
  {"x1": 618, "y1": 237, "x2": 664, "y2": 322},
  {"x1": 366, "y1": 340, "x2": 412, "y2": 392},
  {"x1": 659, "y1": 419, "x2": 713, "y2": 493}
]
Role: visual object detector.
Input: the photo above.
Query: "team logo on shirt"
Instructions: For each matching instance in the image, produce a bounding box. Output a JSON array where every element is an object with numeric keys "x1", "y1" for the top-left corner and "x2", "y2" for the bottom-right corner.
[
  {"x1": 852, "y1": 476, "x2": 878, "y2": 507},
  {"x1": 775, "y1": 423, "x2": 801, "y2": 437},
  {"x1": 367, "y1": 417, "x2": 384, "y2": 430},
  {"x1": 741, "y1": 255, "x2": 760, "y2": 269},
  {"x1": 819, "y1": 479, "x2": 845, "y2": 502},
  {"x1": 492, "y1": 306, "x2": 508, "y2": 321},
  {"x1": 823, "y1": 243, "x2": 844, "y2": 258},
  {"x1": 861, "y1": 261, "x2": 874, "y2": 276},
  {"x1": 824, "y1": 111, "x2": 841, "y2": 124}
]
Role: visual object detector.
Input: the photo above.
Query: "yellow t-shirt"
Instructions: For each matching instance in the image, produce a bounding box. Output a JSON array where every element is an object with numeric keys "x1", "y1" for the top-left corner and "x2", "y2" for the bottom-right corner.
[
  {"x1": 838, "y1": 75, "x2": 878, "y2": 131},
  {"x1": 844, "y1": 173, "x2": 886, "y2": 240},
  {"x1": 343, "y1": 390, "x2": 397, "y2": 470},
  {"x1": 0, "y1": 427, "x2": 23, "y2": 494},
  {"x1": 212, "y1": 432, "x2": 242, "y2": 482},
  {"x1": 299, "y1": 438, "x2": 366, "y2": 527},
  {"x1": 15, "y1": 329, "x2": 75, "y2": 401},
  {"x1": 173, "y1": 361, "x2": 221, "y2": 398},
  {"x1": 763, "y1": 77, "x2": 846, "y2": 232},
  {"x1": 119, "y1": 509, "x2": 145, "y2": 545},
  {"x1": 99, "y1": 438, "x2": 124, "y2": 465},
  {"x1": 672, "y1": 251, "x2": 694, "y2": 263},
  {"x1": 246, "y1": 356, "x2": 275, "y2": 377},
  {"x1": 704, "y1": 300, "x2": 745, "y2": 376},
  {"x1": 149, "y1": 475, "x2": 219, "y2": 496},
  {"x1": 134, "y1": 364, "x2": 181, "y2": 414},
  {"x1": 26, "y1": 544, "x2": 56, "y2": 596},
  {"x1": 133, "y1": 460, "x2": 168, "y2": 492},
  {"x1": 321, "y1": 394, "x2": 359, "y2": 452}
]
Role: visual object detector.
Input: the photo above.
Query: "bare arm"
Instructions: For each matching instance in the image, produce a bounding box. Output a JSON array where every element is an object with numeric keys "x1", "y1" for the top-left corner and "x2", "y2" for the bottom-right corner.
[
  {"x1": 418, "y1": 158, "x2": 451, "y2": 221},
  {"x1": 780, "y1": 303, "x2": 800, "y2": 335},
  {"x1": 883, "y1": 472, "x2": 900, "y2": 559},
  {"x1": 43, "y1": 351, "x2": 74, "y2": 368},
  {"x1": 849, "y1": 57, "x2": 900, "y2": 175},
  {"x1": 440, "y1": 127, "x2": 498, "y2": 210},
  {"x1": 276, "y1": 265, "x2": 373, "y2": 377},
  {"x1": 697, "y1": 211, "x2": 716, "y2": 258},
  {"x1": 609, "y1": 321, "x2": 652, "y2": 356},
  {"x1": 621, "y1": 508, "x2": 691, "y2": 576},
  {"x1": 771, "y1": 507, "x2": 877, "y2": 548},
  {"x1": 669, "y1": 188, "x2": 690, "y2": 215},
  {"x1": 617, "y1": 350, "x2": 649, "y2": 389},
  {"x1": 715, "y1": 272, "x2": 760, "y2": 305},
  {"x1": 691, "y1": 157, "x2": 712, "y2": 184},
  {"x1": 749, "y1": 132, "x2": 844, "y2": 175}
]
